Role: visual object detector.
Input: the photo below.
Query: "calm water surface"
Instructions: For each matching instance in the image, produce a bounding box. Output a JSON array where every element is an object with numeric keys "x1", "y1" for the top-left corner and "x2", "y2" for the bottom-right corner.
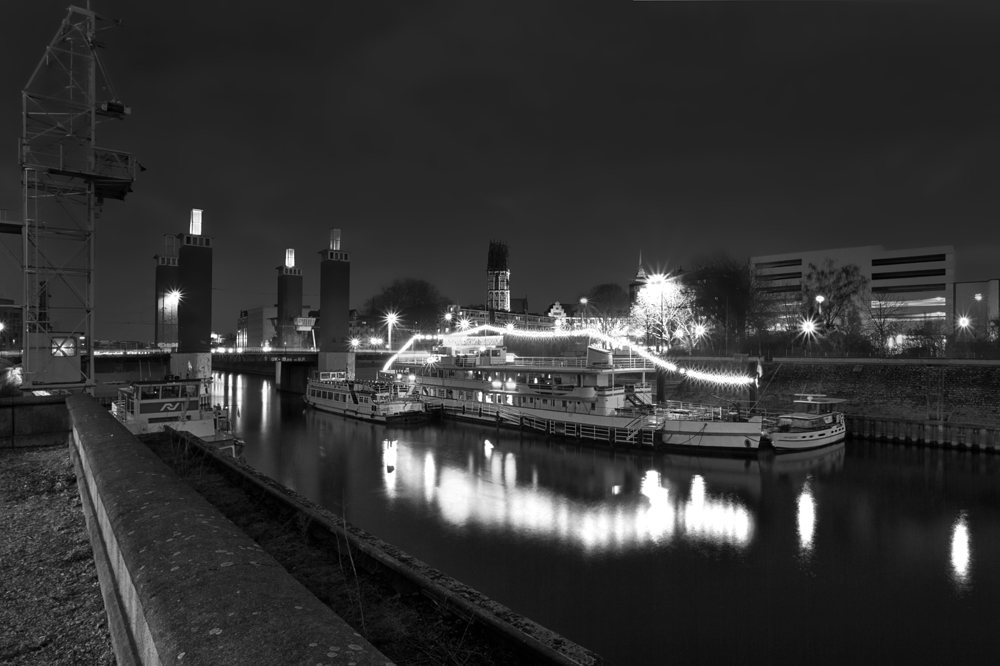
[{"x1": 212, "y1": 372, "x2": 1000, "y2": 665}]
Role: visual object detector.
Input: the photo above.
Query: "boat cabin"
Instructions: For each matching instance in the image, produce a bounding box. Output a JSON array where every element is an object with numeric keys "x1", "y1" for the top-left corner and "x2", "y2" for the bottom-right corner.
[{"x1": 774, "y1": 394, "x2": 846, "y2": 432}]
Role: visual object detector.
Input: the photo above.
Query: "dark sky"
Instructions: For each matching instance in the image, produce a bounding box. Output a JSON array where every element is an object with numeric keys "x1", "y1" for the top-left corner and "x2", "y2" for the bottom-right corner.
[{"x1": 2, "y1": 1, "x2": 998, "y2": 341}]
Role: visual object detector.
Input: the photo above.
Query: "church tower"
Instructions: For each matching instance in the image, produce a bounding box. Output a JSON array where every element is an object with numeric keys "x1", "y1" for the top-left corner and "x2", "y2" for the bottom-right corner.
[{"x1": 486, "y1": 240, "x2": 510, "y2": 313}]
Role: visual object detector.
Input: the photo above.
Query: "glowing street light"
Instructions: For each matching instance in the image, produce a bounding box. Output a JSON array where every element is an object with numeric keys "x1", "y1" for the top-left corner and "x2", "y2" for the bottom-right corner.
[
  {"x1": 458, "y1": 318, "x2": 471, "y2": 331},
  {"x1": 384, "y1": 312, "x2": 399, "y2": 350},
  {"x1": 349, "y1": 337, "x2": 361, "y2": 350},
  {"x1": 958, "y1": 316, "x2": 971, "y2": 330},
  {"x1": 815, "y1": 294, "x2": 825, "y2": 320},
  {"x1": 369, "y1": 336, "x2": 382, "y2": 347},
  {"x1": 579, "y1": 297, "x2": 589, "y2": 329}
]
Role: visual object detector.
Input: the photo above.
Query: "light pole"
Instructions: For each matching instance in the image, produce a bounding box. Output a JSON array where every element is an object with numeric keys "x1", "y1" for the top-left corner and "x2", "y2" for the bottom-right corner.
[
  {"x1": 384, "y1": 312, "x2": 399, "y2": 351},
  {"x1": 579, "y1": 297, "x2": 589, "y2": 331},
  {"x1": 815, "y1": 295, "x2": 825, "y2": 320}
]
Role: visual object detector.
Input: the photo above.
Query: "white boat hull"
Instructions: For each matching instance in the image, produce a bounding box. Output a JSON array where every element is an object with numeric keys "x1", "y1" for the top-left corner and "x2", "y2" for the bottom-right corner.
[
  {"x1": 303, "y1": 393, "x2": 430, "y2": 424},
  {"x1": 765, "y1": 423, "x2": 846, "y2": 451}
]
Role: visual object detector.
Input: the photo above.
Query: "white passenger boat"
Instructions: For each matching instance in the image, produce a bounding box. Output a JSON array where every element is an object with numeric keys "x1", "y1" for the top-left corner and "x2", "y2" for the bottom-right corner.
[
  {"x1": 761, "y1": 394, "x2": 847, "y2": 451},
  {"x1": 111, "y1": 377, "x2": 243, "y2": 449},
  {"x1": 303, "y1": 371, "x2": 432, "y2": 424},
  {"x1": 389, "y1": 335, "x2": 766, "y2": 453}
]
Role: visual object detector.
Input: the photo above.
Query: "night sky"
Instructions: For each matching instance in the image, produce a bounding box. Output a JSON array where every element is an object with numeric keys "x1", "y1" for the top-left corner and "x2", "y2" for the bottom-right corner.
[{"x1": 2, "y1": 1, "x2": 998, "y2": 341}]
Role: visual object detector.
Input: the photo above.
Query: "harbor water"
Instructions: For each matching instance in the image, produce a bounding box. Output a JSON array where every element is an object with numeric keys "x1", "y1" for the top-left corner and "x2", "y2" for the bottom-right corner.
[{"x1": 212, "y1": 371, "x2": 1000, "y2": 665}]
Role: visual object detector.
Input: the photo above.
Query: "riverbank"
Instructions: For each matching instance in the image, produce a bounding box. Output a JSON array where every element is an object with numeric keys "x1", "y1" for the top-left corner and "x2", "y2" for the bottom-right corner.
[{"x1": 0, "y1": 445, "x2": 115, "y2": 665}]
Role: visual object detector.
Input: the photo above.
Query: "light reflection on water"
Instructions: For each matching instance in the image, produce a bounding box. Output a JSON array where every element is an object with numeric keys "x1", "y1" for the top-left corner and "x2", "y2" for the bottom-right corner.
[
  {"x1": 212, "y1": 372, "x2": 1000, "y2": 666},
  {"x1": 951, "y1": 512, "x2": 971, "y2": 588},
  {"x1": 383, "y1": 437, "x2": 757, "y2": 552},
  {"x1": 797, "y1": 477, "x2": 816, "y2": 555}
]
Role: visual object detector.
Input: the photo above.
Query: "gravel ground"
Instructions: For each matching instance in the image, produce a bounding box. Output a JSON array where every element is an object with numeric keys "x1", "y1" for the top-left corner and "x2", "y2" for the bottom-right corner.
[{"x1": 0, "y1": 445, "x2": 116, "y2": 666}]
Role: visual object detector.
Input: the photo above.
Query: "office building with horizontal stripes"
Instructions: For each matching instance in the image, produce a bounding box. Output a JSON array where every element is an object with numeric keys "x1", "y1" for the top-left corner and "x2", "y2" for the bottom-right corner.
[{"x1": 751, "y1": 245, "x2": 955, "y2": 328}]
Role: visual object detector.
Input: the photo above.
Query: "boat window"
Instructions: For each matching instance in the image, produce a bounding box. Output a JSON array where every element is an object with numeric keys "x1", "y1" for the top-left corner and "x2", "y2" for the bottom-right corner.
[
  {"x1": 161, "y1": 385, "x2": 180, "y2": 399},
  {"x1": 140, "y1": 386, "x2": 159, "y2": 400}
]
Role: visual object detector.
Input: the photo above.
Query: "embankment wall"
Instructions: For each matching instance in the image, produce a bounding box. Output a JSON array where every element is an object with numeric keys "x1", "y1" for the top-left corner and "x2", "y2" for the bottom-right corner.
[
  {"x1": 672, "y1": 357, "x2": 1000, "y2": 426},
  {"x1": 65, "y1": 395, "x2": 390, "y2": 666}
]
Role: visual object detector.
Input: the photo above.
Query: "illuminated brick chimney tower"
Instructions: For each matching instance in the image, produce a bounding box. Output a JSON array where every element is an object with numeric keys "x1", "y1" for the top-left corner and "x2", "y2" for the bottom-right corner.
[
  {"x1": 153, "y1": 234, "x2": 180, "y2": 349},
  {"x1": 276, "y1": 249, "x2": 304, "y2": 349},
  {"x1": 176, "y1": 209, "x2": 213, "y2": 354},
  {"x1": 486, "y1": 240, "x2": 510, "y2": 313},
  {"x1": 318, "y1": 228, "x2": 353, "y2": 376}
]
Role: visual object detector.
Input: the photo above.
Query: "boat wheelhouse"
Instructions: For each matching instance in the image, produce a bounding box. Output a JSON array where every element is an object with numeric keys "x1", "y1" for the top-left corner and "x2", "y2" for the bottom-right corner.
[
  {"x1": 303, "y1": 371, "x2": 432, "y2": 424},
  {"x1": 761, "y1": 394, "x2": 847, "y2": 451},
  {"x1": 111, "y1": 376, "x2": 240, "y2": 446}
]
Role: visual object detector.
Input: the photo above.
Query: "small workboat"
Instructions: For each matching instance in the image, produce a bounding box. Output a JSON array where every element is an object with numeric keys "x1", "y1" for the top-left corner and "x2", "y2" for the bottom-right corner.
[
  {"x1": 761, "y1": 394, "x2": 846, "y2": 451},
  {"x1": 111, "y1": 376, "x2": 243, "y2": 451}
]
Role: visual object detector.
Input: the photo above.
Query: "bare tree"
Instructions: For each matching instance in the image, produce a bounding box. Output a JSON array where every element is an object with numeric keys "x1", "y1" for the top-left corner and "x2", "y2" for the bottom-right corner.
[
  {"x1": 584, "y1": 283, "x2": 630, "y2": 337},
  {"x1": 801, "y1": 259, "x2": 868, "y2": 334},
  {"x1": 865, "y1": 290, "x2": 908, "y2": 356}
]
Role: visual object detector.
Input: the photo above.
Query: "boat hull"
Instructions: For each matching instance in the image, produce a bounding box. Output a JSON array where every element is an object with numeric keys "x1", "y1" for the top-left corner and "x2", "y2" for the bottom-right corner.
[
  {"x1": 764, "y1": 423, "x2": 846, "y2": 452},
  {"x1": 303, "y1": 394, "x2": 432, "y2": 425}
]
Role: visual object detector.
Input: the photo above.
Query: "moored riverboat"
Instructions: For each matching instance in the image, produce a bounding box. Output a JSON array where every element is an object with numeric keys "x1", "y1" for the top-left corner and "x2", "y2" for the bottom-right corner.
[
  {"x1": 760, "y1": 394, "x2": 847, "y2": 451},
  {"x1": 111, "y1": 376, "x2": 243, "y2": 450},
  {"x1": 304, "y1": 371, "x2": 433, "y2": 424},
  {"x1": 388, "y1": 334, "x2": 766, "y2": 453}
]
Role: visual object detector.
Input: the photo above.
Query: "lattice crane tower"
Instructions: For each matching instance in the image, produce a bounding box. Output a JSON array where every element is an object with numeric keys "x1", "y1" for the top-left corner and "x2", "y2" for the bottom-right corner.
[{"x1": 18, "y1": 4, "x2": 138, "y2": 391}]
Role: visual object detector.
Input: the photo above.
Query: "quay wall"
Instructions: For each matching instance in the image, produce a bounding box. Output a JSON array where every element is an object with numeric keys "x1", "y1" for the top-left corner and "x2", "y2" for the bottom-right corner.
[
  {"x1": 0, "y1": 394, "x2": 69, "y2": 448},
  {"x1": 671, "y1": 357, "x2": 1000, "y2": 427},
  {"x1": 65, "y1": 395, "x2": 390, "y2": 666}
]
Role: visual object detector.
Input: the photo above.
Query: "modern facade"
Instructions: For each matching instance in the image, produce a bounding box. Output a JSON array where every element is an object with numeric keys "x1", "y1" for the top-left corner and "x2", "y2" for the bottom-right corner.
[{"x1": 751, "y1": 245, "x2": 956, "y2": 329}]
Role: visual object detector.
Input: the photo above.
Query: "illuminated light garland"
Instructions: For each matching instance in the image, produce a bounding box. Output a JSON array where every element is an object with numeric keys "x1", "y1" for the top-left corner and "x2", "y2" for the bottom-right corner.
[{"x1": 380, "y1": 325, "x2": 755, "y2": 387}]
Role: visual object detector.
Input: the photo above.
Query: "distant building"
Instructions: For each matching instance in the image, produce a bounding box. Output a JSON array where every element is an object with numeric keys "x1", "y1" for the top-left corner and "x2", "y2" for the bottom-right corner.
[
  {"x1": 153, "y1": 234, "x2": 180, "y2": 349},
  {"x1": 236, "y1": 306, "x2": 277, "y2": 348},
  {"x1": 443, "y1": 304, "x2": 555, "y2": 333},
  {"x1": 954, "y1": 280, "x2": 999, "y2": 337},
  {"x1": 0, "y1": 298, "x2": 22, "y2": 350},
  {"x1": 628, "y1": 260, "x2": 648, "y2": 306},
  {"x1": 751, "y1": 245, "x2": 956, "y2": 329},
  {"x1": 486, "y1": 240, "x2": 510, "y2": 313}
]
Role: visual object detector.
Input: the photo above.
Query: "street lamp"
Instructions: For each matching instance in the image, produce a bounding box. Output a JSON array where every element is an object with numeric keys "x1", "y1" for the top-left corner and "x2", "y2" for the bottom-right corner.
[
  {"x1": 349, "y1": 337, "x2": 361, "y2": 350},
  {"x1": 384, "y1": 312, "x2": 399, "y2": 351},
  {"x1": 579, "y1": 297, "x2": 589, "y2": 330},
  {"x1": 815, "y1": 294, "x2": 825, "y2": 318}
]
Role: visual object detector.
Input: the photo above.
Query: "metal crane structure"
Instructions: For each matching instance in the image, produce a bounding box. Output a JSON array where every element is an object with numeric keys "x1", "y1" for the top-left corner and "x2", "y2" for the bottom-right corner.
[{"x1": 17, "y1": 4, "x2": 137, "y2": 392}]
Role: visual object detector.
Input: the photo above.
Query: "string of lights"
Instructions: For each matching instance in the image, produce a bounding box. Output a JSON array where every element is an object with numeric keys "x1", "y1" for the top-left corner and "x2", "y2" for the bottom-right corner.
[{"x1": 381, "y1": 324, "x2": 755, "y2": 387}]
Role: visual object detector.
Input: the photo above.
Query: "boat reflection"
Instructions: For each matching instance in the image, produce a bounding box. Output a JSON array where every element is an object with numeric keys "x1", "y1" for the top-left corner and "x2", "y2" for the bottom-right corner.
[{"x1": 380, "y1": 439, "x2": 845, "y2": 554}]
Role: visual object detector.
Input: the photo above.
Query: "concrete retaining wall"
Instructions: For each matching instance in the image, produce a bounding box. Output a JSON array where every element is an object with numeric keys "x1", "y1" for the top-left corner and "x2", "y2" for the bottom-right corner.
[
  {"x1": 0, "y1": 394, "x2": 69, "y2": 448},
  {"x1": 65, "y1": 395, "x2": 390, "y2": 666}
]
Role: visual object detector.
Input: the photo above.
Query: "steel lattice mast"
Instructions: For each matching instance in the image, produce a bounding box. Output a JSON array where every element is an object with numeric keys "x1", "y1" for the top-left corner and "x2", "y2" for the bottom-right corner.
[{"x1": 19, "y1": 4, "x2": 137, "y2": 391}]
